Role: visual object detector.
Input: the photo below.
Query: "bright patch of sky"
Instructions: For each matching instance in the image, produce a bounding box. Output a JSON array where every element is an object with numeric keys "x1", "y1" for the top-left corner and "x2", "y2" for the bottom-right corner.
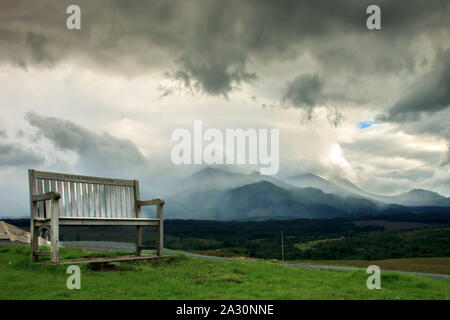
[{"x1": 357, "y1": 120, "x2": 381, "y2": 129}]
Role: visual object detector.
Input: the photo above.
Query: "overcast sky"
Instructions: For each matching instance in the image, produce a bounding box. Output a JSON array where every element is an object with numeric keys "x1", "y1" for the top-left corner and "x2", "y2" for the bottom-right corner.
[{"x1": 0, "y1": 0, "x2": 449, "y2": 217}]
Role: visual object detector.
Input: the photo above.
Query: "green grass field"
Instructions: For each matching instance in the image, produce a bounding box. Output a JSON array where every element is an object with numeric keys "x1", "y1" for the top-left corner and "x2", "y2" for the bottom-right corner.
[{"x1": 1, "y1": 245, "x2": 449, "y2": 300}]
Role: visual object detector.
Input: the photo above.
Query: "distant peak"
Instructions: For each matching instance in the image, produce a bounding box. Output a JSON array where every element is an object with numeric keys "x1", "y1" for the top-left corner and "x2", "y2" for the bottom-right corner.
[
  {"x1": 406, "y1": 189, "x2": 439, "y2": 195},
  {"x1": 234, "y1": 180, "x2": 278, "y2": 190},
  {"x1": 290, "y1": 173, "x2": 324, "y2": 180},
  {"x1": 193, "y1": 166, "x2": 230, "y2": 176}
]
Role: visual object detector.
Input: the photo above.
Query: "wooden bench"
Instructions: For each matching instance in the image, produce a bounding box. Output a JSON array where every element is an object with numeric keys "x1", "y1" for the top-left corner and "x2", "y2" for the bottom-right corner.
[{"x1": 28, "y1": 169, "x2": 164, "y2": 263}]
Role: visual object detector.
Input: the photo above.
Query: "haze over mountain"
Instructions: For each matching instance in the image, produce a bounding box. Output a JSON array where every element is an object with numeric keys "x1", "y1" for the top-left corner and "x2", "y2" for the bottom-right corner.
[{"x1": 165, "y1": 167, "x2": 450, "y2": 220}]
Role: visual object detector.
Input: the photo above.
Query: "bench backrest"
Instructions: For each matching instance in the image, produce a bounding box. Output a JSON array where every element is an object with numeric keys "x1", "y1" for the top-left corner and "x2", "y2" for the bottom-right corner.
[{"x1": 28, "y1": 169, "x2": 140, "y2": 219}]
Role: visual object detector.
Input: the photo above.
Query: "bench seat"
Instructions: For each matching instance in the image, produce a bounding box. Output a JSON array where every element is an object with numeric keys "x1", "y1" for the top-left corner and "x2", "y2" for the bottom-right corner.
[{"x1": 34, "y1": 217, "x2": 160, "y2": 226}]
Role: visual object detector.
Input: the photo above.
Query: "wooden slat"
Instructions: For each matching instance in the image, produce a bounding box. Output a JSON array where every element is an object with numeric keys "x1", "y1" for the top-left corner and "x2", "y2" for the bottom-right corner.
[
  {"x1": 134, "y1": 180, "x2": 141, "y2": 218},
  {"x1": 70, "y1": 181, "x2": 76, "y2": 217},
  {"x1": 57, "y1": 181, "x2": 64, "y2": 217},
  {"x1": 44, "y1": 179, "x2": 50, "y2": 218},
  {"x1": 121, "y1": 186, "x2": 127, "y2": 218},
  {"x1": 115, "y1": 185, "x2": 121, "y2": 218},
  {"x1": 51, "y1": 180, "x2": 58, "y2": 218},
  {"x1": 31, "y1": 192, "x2": 60, "y2": 202},
  {"x1": 110, "y1": 185, "x2": 116, "y2": 218},
  {"x1": 40, "y1": 254, "x2": 163, "y2": 265},
  {"x1": 129, "y1": 187, "x2": 135, "y2": 219},
  {"x1": 105, "y1": 185, "x2": 111, "y2": 218},
  {"x1": 94, "y1": 184, "x2": 100, "y2": 218},
  {"x1": 37, "y1": 179, "x2": 43, "y2": 218},
  {"x1": 51, "y1": 180, "x2": 57, "y2": 193},
  {"x1": 58, "y1": 217, "x2": 160, "y2": 226},
  {"x1": 76, "y1": 182, "x2": 83, "y2": 217},
  {"x1": 82, "y1": 183, "x2": 89, "y2": 218},
  {"x1": 126, "y1": 187, "x2": 131, "y2": 218},
  {"x1": 137, "y1": 199, "x2": 165, "y2": 206},
  {"x1": 34, "y1": 170, "x2": 135, "y2": 186},
  {"x1": 88, "y1": 183, "x2": 94, "y2": 217},
  {"x1": 99, "y1": 185, "x2": 106, "y2": 218},
  {"x1": 63, "y1": 181, "x2": 70, "y2": 217}
]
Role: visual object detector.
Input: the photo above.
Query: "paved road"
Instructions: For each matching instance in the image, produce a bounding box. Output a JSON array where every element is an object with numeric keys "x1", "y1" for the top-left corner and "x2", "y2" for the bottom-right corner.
[{"x1": 60, "y1": 241, "x2": 450, "y2": 281}]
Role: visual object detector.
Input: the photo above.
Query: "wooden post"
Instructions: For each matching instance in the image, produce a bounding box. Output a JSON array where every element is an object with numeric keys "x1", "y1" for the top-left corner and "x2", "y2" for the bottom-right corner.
[
  {"x1": 50, "y1": 198, "x2": 60, "y2": 263},
  {"x1": 134, "y1": 180, "x2": 142, "y2": 256},
  {"x1": 28, "y1": 170, "x2": 38, "y2": 263},
  {"x1": 281, "y1": 230, "x2": 284, "y2": 261},
  {"x1": 156, "y1": 204, "x2": 164, "y2": 257}
]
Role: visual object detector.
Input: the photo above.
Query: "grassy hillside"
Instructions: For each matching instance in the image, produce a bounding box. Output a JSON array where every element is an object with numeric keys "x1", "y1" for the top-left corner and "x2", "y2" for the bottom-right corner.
[{"x1": 1, "y1": 245, "x2": 449, "y2": 300}]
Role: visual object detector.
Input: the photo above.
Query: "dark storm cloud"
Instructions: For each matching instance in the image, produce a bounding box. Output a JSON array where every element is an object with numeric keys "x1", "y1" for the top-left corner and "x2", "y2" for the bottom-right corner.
[
  {"x1": 0, "y1": 142, "x2": 44, "y2": 167},
  {"x1": 375, "y1": 49, "x2": 450, "y2": 167},
  {"x1": 25, "y1": 112, "x2": 147, "y2": 174},
  {"x1": 282, "y1": 74, "x2": 325, "y2": 118},
  {"x1": 0, "y1": 0, "x2": 448, "y2": 97},
  {"x1": 378, "y1": 49, "x2": 450, "y2": 123},
  {"x1": 26, "y1": 32, "x2": 52, "y2": 64}
]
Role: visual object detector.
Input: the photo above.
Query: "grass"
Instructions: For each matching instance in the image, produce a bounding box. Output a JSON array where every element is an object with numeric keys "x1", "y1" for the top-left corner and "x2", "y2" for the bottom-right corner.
[{"x1": 1, "y1": 245, "x2": 449, "y2": 300}]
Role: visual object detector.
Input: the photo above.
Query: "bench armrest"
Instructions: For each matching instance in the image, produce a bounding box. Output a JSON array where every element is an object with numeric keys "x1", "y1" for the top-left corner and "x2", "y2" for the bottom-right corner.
[
  {"x1": 136, "y1": 198, "x2": 165, "y2": 206},
  {"x1": 32, "y1": 191, "x2": 61, "y2": 202}
]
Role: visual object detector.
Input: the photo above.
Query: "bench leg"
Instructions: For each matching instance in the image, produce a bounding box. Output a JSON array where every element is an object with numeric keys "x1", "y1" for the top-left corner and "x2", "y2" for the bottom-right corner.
[
  {"x1": 50, "y1": 199, "x2": 59, "y2": 263},
  {"x1": 136, "y1": 226, "x2": 142, "y2": 256},
  {"x1": 157, "y1": 204, "x2": 164, "y2": 257},
  {"x1": 30, "y1": 219, "x2": 38, "y2": 263}
]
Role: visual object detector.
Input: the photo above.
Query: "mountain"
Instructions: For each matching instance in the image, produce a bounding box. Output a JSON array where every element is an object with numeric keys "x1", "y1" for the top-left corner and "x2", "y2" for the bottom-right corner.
[
  {"x1": 332, "y1": 178, "x2": 450, "y2": 207},
  {"x1": 215, "y1": 181, "x2": 350, "y2": 220},
  {"x1": 284, "y1": 173, "x2": 354, "y2": 196},
  {"x1": 383, "y1": 189, "x2": 450, "y2": 207},
  {"x1": 164, "y1": 167, "x2": 450, "y2": 221},
  {"x1": 332, "y1": 178, "x2": 375, "y2": 197},
  {"x1": 175, "y1": 166, "x2": 293, "y2": 193},
  {"x1": 165, "y1": 167, "x2": 295, "y2": 219},
  {"x1": 167, "y1": 174, "x2": 381, "y2": 220},
  {"x1": 289, "y1": 175, "x2": 450, "y2": 208}
]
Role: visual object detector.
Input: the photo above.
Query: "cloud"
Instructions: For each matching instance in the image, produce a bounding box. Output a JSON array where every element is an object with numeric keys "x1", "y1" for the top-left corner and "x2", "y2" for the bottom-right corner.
[
  {"x1": 0, "y1": 142, "x2": 43, "y2": 167},
  {"x1": 341, "y1": 134, "x2": 443, "y2": 165},
  {"x1": 439, "y1": 127, "x2": 450, "y2": 166},
  {"x1": 0, "y1": 0, "x2": 448, "y2": 98},
  {"x1": 281, "y1": 73, "x2": 354, "y2": 126},
  {"x1": 440, "y1": 142, "x2": 450, "y2": 166},
  {"x1": 24, "y1": 112, "x2": 147, "y2": 175},
  {"x1": 0, "y1": 0, "x2": 449, "y2": 213},
  {"x1": 173, "y1": 55, "x2": 257, "y2": 97},
  {"x1": 378, "y1": 49, "x2": 450, "y2": 123},
  {"x1": 282, "y1": 74, "x2": 325, "y2": 118}
]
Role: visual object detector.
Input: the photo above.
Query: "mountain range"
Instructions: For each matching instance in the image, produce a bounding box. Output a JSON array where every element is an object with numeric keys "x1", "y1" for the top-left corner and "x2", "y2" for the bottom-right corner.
[{"x1": 163, "y1": 167, "x2": 450, "y2": 220}]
